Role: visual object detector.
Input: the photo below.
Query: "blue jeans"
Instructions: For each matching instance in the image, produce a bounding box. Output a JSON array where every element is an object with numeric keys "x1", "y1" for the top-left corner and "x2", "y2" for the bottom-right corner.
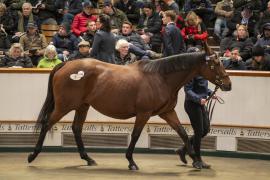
[{"x1": 214, "y1": 17, "x2": 228, "y2": 39}]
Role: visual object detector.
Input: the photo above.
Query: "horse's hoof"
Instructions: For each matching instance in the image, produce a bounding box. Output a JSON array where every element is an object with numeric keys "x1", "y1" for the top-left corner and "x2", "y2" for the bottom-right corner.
[
  {"x1": 175, "y1": 148, "x2": 187, "y2": 164},
  {"x1": 28, "y1": 153, "x2": 36, "y2": 163},
  {"x1": 128, "y1": 164, "x2": 139, "y2": 170},
  {"x1": 87, "y1": 160, "x2": 97, "y2": 166}
]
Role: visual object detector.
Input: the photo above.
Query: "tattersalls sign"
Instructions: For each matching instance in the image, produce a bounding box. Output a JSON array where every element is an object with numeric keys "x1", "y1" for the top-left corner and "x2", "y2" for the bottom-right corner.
[{"x1": 0, "y1": 123, "x2": 270, "y2": 139}]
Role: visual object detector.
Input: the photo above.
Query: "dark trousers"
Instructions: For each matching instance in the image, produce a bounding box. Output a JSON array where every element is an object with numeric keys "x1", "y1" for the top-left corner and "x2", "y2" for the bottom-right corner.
[{"x1": 184, "y1": 100, "x2": 210, "y2": 160}]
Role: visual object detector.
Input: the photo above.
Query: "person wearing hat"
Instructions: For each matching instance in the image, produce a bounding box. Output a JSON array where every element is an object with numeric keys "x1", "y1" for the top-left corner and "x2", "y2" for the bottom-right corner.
[
  {"x1": 69, "y1": 40, "x2": 91, "y2": 60},
  {"x1": 255, "y1": 23, "x2": 270, "y2": 55},
  {"x1": 246, "y1": 45, "x2": 270, "y2": 71},
  {"x1": 19, "y1": 22, "x2": 47, "y2": 66},
  {"x1": 102, "y1": 0, "x2": 128, "y2": 33},
  {"x1": 52, "y1": 22, "x2": 79, "y2": 61},
  {"x1": 71, "y1": 0, "x2": 97, "y2": 36}
]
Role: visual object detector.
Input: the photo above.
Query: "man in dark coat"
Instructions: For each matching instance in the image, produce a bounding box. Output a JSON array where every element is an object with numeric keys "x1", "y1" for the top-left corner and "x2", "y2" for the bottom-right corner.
[
  {"x1": 52, "y1": 23, "x2": 79, "y2": 61},
  {"x1": 69, "y1": 40, "x2": 91, "y2": 60},
  {"x1": 222, "y1": 47, "x2": 247, "y2": 70},
  {"x1": 138, "y1": 2, "x2": 163, "y2": 52},
  {"x1": 162, "y1": 10, "x2": 185, "y2": 56},
  {"x1": 246, "y1": 45, "x2": 270, "y2": 71}
]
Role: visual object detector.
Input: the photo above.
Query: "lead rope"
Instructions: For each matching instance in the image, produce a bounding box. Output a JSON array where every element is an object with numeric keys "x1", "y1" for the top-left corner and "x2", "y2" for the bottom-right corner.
[{"x1": 206, "y1": 86, "x2": 225, "y2": 122}]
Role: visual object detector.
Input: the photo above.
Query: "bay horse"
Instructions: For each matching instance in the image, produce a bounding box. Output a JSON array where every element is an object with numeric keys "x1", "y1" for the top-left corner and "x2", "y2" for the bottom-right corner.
[{"x1": 28, "y1": 43, "x2": 231, "y2": 170}]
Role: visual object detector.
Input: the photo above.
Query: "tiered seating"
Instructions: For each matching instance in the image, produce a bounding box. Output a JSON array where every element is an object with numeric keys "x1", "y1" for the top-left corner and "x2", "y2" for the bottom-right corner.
[{"x1": 41, "y1": 24, "x2": 59, "y2": 43}]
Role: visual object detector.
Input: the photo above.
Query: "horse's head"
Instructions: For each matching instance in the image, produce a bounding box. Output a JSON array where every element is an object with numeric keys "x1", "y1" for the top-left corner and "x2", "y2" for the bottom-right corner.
[{"x1": 200, "y1": 42, "x2": 232, "y2": 91}]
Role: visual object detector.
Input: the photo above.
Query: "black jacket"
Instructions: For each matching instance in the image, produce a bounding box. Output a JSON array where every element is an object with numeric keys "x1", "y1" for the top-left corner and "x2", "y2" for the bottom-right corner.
[
  {"x1": 222, "y1": 59, "x2": 247, "y2": 70},
  {"x1": 82, "y1": 31, "x2": 95, "y2": 46},
  {"x1": 90, "y1": 30, "x2": 116, "y2": 63},
  {"x1": 69, "y1": 51, "x2": 91, "y2": 61},
  {"x1": 163, "y1": 23, "x2": 185, "y2": 56},
  {"x1": 184, "y1": 76, "x2": 212, "y2": 104},
  {"x1": 32, "y1": 0, "x2": 57, "y2": 21},
  {"x1": 52, "y1": 33, "x2": 79, "y2": 53},
  {"x1": 138, "y1": 12, "x2": 162, "y2": 46},
  {"x1": 55, "y1": 0, "x2": 82, "y2": 15},
  {"x1": 114, "y1": 0, "x2": 140, "y2": 24},
  {"x1": 233, "y1": 0, "x2": 262, "y2": 12},
  {"x1": 0, "y1": 11, "x2": 16, "y2": 34},
  {"x1": 220, "y1": 37, "x2": 253, "y2": 61},
  {"x1": 246, "y1": 55, "x2": 270, "y2": 71},
  {"x1": 116, "y1": 31, "x2": 149, "y2": 50},
  {"x1": 0, "y1": 55, "x2": 33, "y2": 67}
]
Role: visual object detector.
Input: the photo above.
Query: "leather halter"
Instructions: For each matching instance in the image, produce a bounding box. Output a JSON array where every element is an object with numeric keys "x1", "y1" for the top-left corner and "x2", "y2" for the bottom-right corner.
[{"x1": 205, "y1": 53, "x2": 229, "y2": 88}]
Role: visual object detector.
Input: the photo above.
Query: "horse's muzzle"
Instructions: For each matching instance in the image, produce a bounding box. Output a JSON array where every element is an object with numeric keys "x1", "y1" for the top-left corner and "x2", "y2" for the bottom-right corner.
[{"x1": 220, "y1": 83, "x2": 232, "y2": 91}]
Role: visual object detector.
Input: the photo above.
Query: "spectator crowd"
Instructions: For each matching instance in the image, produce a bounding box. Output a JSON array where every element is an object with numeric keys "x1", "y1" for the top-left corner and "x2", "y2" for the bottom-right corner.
[{"x1": 0, "y1": 0, "x2": 269, "y2": 71}]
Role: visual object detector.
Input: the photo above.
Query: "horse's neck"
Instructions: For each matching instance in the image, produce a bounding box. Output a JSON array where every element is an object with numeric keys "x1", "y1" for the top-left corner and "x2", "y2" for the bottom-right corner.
[{"x1": 164, "y1": 68, "x2": 199, "y2": 93}]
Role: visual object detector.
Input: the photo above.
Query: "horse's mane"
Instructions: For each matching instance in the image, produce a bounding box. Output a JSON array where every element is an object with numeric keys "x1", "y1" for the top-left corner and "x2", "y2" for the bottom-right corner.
[{"x1": 138, "y1": 52, "x2": 205, "y2": 74}]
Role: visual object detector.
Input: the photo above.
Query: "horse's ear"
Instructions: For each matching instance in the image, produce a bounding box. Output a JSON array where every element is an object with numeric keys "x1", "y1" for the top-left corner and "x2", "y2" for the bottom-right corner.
[{"x1": 203, "y1": 40, "x2": 213, "y2": 55}]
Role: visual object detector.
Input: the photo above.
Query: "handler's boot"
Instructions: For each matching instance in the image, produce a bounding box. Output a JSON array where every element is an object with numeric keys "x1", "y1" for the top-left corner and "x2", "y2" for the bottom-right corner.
[
  {"x1": 192, "y1": 156, "x2": 211, "y2": 170},
  {"x1": 201, "y1": 161, "x2": 211, "y2": 169},
  {"x1": 192, "y1": 161, "x2": 203, "y2": 170}
]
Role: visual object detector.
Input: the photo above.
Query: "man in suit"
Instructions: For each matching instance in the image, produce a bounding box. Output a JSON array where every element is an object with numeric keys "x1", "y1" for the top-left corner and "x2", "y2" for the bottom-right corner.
[{"x1": 162, "y1": 10, "x2": 185, "y2": 56}]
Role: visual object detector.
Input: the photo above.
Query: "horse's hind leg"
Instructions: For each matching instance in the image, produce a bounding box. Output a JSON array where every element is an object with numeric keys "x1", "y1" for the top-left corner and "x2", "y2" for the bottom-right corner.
[
  {"x1": 126, "y1": 112, "x2": 150, "y2": 170},
  {"x1": 159, "y1": 110, "x2": 195, "y2": 157},
  {"x1": 72, "y1": 104, "x2": 97, "y2": 166},
  {"x1": 28, "y1": 109, "x2": 66, "y2": 163}
]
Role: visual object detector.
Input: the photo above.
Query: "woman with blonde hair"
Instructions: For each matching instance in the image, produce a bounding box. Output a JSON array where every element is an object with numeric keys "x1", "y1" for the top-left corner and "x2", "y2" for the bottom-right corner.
[
  {"x1": 37, "y1": 45, "x2": 62, "y2": 68},
  {"x1": 0, "y1": 43, "x2": 33, "y2": 67},
  {"x1": 181, "y1": 11, "x2": 208, "y2": 50},
  {"x1": 220, "y1": 24, "x2": 253, "y2": 61}
]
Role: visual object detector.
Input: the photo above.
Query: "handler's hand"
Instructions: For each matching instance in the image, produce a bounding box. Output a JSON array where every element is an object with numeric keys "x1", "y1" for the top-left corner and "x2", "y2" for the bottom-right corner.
[{"x1": 200, "y1": 98, "x2": 207, "y2": 105}]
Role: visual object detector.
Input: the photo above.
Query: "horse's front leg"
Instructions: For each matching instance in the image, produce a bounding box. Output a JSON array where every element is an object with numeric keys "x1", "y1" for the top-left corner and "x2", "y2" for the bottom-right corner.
[
  {"x1": 72, "y1": 105, "x2": 97, "y2": 166},
  {"x1": 126, "y1": 112, "x2": 151, "y2": 170},
  {"x1": 159, "y1": 110, "x2": 195, "y2": 157}
]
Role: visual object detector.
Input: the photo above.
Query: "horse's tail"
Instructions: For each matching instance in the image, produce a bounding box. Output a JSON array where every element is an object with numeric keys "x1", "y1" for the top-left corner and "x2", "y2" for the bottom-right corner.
[{"x1": 35, "y1": 62, "x2": 66, "y2": 131}]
